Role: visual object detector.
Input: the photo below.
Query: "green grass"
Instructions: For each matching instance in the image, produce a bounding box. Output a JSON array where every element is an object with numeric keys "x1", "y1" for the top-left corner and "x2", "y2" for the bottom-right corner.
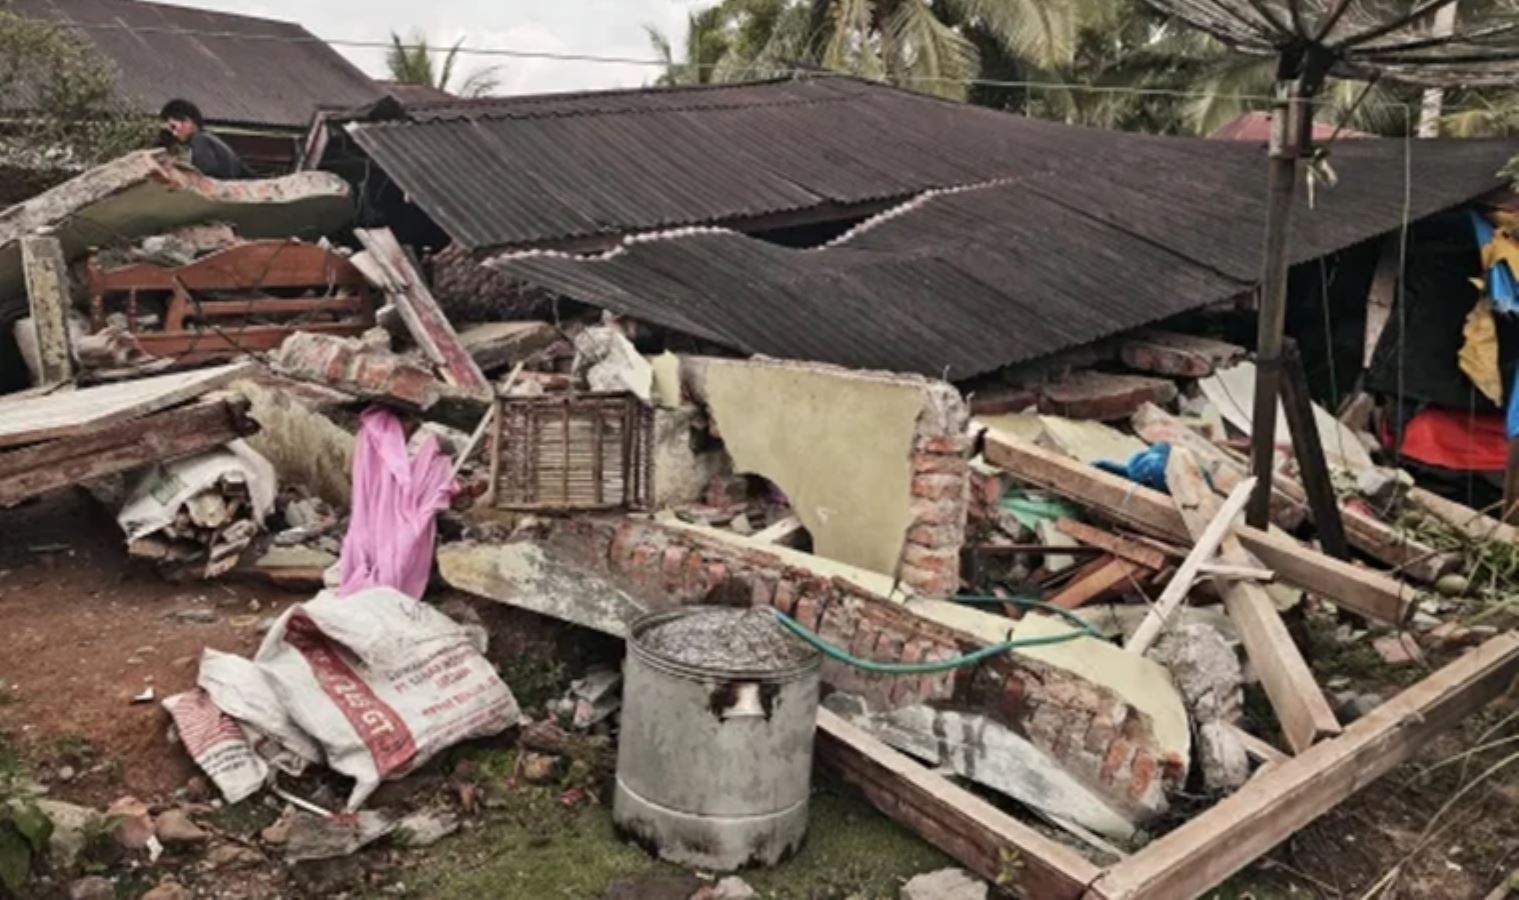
[{"x1": 401, "y1": 778, "x2": 952, "y2": 900}]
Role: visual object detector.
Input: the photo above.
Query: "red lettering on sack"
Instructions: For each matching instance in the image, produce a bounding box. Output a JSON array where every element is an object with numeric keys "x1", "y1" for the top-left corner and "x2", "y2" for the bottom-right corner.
[{"x1": 283, "y1": 614, "x2": 417, "y2": 776}]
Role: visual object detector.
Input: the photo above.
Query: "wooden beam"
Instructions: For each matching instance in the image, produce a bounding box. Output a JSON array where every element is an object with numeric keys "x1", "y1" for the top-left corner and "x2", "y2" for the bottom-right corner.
[
  {"x1": 983, "y1": 430, "x2": 1412, "y2": 625},
  {"x1": 354, "y1": 227, "x2": 491, "y2": 398},
  {"x1": 1279, "y1": 341, "x2": 1349, "y2": 560},
  {"x1": 0, "y1": 398, "x2": 257, "y2": 505},
  {"x1": 1213, "y1": 722, "x2": 1289, "y2": 766},
  {"x1": 20, "y1": 234, "x2": 74, "y2": 385},
  {"x1": 1362, "y1": 234, "x2": 1401, "y2": 369},
  {"x1": 1126, "y1": 467, "x2": 1255, "y2": 655},
  {"x1": 1088, "y1": 633, "x2": 1519, "y2": 900},
  {"x1": 1054, "y1": 518, "x2": 1168, "y2": 570},
  {"x1": 1130, "y1": 403, "x2": 1306, "y2": 531},
  {"x1": 1195, "y1": 562, "x2": 1274, "y2": 582},
  {"x1": 1167, "y1": 448, "x2": 1340, "y2": 754},
  {"x1": 1407, "y1": 486, "x2": 1519, "y2": 544},
  {"x1": 1045, "y1": 555, "x2": 1145, "y2": 611},
  {"x1": 817, "y1": 709, "x2": 1102, "y2": 900}
]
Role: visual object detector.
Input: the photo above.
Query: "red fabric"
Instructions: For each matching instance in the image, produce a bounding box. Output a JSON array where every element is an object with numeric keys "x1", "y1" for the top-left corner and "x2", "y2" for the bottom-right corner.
[{"x1": 1399, "y1": 408, "x2": 1508, "y2": 472}]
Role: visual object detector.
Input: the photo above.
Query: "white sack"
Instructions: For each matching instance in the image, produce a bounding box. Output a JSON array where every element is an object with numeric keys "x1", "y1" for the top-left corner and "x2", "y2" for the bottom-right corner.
[
  {"x1": 118, "y1": 440, "x2": 276, "y2": 540},
  {"x1": 161, "y1": 689, "x2": 267, "y2": 804},
  {"x1": 197, "y1": 649, "x2": 323, "y2": 772}
]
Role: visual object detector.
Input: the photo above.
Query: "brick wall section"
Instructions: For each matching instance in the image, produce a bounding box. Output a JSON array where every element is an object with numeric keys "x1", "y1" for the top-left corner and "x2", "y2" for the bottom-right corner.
[
  {"x1": 899, "y1": 383, "x2": 971, "y2": 598},
  {"x1": 543, "y1": 516, "x2": 1179, "y2": 819},
  {"x1": 274, "y1": 332, "x2": 451, "y2": 409}
]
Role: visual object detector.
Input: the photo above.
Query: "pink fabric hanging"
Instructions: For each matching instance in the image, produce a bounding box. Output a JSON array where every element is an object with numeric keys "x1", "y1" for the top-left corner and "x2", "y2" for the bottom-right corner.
[{"x1": 338, "y1": 407, "x2": 457, "y2": 599}]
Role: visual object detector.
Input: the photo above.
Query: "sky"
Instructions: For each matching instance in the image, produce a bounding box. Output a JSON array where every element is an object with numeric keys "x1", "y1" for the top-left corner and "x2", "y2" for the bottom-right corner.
[{"x1": 171, "y1": 0, "x2": 709, "y2": 95}]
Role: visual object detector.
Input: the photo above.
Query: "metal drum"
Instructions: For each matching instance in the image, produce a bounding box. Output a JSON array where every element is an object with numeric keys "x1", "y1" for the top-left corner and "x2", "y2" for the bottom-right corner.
[{"x1": 613, "y1": 606, "x2": 821, "y2": 871}]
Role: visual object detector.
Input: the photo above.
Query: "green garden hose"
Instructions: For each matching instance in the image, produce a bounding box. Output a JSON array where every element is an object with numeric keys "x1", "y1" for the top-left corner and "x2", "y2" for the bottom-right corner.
[{"x1": 771, "y1": 595, "x2": 1101, "y2": 675}]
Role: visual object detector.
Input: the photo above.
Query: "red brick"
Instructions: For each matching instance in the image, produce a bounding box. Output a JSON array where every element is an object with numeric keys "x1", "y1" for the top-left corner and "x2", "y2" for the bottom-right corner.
[
  {"x1": 848, "y1": 618, "x2": 882, "y2": 660},
  {"x1": 660, "y1": 546, "x2": 690, "y2": 591},
  {"x1": 915, "y1": 434, "x2": 973, "y2": 454},
  {"x1": 705, "y1": 563, "x2": 729, "y2": 592},
  {"x1": 905, "y1": 522, "x2": 964, "y2": 548},
  {"x1": 748, "y1": 574, "x2": 775, "y2": 609},
  {"x1": 793, "y1": 594, "x2": 822, "y2": 630},
  {"x1": 900, "y1": 544, "x2": 960, "y2": 574},
  {"x1": 773, "y1": 579, "x2": 799, "y2": 615},
  {"x1": 891, "y1": 639, "x2": 933, "y2": 705},
  {"x1": 1100, "y1": 738, "x2": 1136, "y2": 784},
  {"x1": 626, "y1": 542, "x2": 660, "y2": 574},
  {"x1": 911, "y1": 499, "x2": 966, "y2": 526},
  {"x1": 900, "y1": 565, "x2": 960, "y2": 598},
  {"x1": 912, "y1": 454, "x2": 970, "y2": 476},
  {"x1": 911, "y1": 473, "x2": 967, "y2": 501},
  {"x1": 1127, "y1": 752, "x2": 1158, "y2": 802},
  {"x1": 683, "y1": 550, "x2": 708, "y2": 595},
  {"x1": 608, "y1": 523, "x2": 646, "y2": 569}
]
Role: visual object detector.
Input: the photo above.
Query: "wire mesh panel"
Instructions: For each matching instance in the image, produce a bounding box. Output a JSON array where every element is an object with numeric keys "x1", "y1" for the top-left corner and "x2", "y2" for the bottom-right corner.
[{"x1": 490, "y1": 392, "x2": 653, "y2": 512}]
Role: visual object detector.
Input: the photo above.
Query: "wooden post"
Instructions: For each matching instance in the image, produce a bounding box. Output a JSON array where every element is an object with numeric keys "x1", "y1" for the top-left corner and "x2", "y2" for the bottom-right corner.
[
  {"x1": 1247, "y1": 83, "x2": 1308, "y2": 528},
  {"x1": 1279, "y1": 340, "x2": 1350, "y2": 559},
  {"x1": 20, "y1": 233, "x2": 74, "y2": 385}
]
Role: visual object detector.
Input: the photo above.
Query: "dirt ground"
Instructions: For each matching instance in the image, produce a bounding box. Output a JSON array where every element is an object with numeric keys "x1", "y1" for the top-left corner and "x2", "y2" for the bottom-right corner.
[{"x1": 1, "y1": 490, "x2": 1517, "y2": 899}]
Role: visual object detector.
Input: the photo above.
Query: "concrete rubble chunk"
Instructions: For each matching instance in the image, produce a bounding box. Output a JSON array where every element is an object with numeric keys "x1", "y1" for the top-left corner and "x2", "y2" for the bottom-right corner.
[
  {"x1": 68, "y1": 876, "x2": 115, "y2": 900},
  {"x1": 901, "y1": 867, "x2": 989, "y2": 900},
  {"x1": 153, "y1": 808, "x2": 209, "y2": 845},
  {"x1": 458, "y1": 320, "x2": 559, "y2": 373},
  {"x1": 32, "y1": 799, "x2": 102, "y2": 872},
  {"x1": 104, "y1": 795, "x2": 154, "y2": 850},
  {"x1": 1197, "y1": 721, "x2": 1251, "y2": 791},
  {"x1": 283, "y1": 810, "x2": 396, "y2": 861},
  {"x1": 573, "y1": 325, "x2": 653, "y2": 402},
  {"x1": 824, "y1": 695, "x2": 1143, "y2": 841},
  {"x1": 691, "y1": 876, "x2": 759, "y2": 899},
  {"x1": 1151, "y1": 623, "x2": 1245, "y2": 724},
  {"x1": 273, "y1": 332, "x2": 457, "y2": 412},
  {"x1": 1, "y1": 149, "x2": 352, "y2": 298},
  {"x1": 394, "y1": 808, "x2": 460, "y2": 848}
]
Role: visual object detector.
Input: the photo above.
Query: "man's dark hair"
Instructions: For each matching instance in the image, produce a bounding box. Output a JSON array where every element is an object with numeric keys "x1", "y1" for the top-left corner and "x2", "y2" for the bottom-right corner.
[{"x1": 159, "y1": 98, "x2": 203, "y2": 127}]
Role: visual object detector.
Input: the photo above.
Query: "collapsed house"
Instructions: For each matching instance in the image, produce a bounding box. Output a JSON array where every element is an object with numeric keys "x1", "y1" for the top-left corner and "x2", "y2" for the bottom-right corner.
[{"x1": 4, "y1": 72, "x2": 1519, "y2": 899}]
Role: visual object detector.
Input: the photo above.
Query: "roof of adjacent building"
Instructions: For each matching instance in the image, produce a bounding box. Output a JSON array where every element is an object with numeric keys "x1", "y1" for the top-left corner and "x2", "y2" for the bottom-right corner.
[
  {"x1": 496, "y1": 134, "x2": 1519, "y2": 380},
  {"x1": 5, "y1": 0, "x2": 383, "y2": 128},
  {"x1": 1209, "y1": 111, "x2": 1369, "y2": 142},
  {"x1": 375, "y1": 80, "x2": 456, "y2": 106}
]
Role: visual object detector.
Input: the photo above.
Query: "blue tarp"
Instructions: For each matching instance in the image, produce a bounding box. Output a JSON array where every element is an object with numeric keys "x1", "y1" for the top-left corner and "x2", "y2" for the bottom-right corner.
[{"x1": 1468, "y1": 210, "x2": 1519, "y2": 314}]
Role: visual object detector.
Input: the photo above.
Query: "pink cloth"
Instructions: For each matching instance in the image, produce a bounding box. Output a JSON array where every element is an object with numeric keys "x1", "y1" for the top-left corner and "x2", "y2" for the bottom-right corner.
[{"x1": 338, "y1": 407, "x2": 457, "y2": 599}]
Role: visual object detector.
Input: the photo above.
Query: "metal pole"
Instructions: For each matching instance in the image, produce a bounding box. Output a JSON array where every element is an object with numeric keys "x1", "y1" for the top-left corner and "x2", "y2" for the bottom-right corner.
[{"x1": 1247, "y1": 82, "x2": 1308, "y2": 528}]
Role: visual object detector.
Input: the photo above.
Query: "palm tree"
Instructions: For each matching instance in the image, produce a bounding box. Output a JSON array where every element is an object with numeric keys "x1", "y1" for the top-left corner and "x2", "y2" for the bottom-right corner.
[
  {"x1": 386, "y1": 30, "x2": 503, "y2": 98},
  {"x1": 647, "y1": 0, "x2": 811, "y2": 85}
]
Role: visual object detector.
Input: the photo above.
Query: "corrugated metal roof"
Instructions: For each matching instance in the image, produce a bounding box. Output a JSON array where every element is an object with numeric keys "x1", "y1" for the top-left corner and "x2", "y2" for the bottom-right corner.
[
  {"x1": 5, "y1": 0, "x2": 383, "y2": 128},
  {"x1": 494, "y1": 136, "x2": 1519, "y2": 380},
  {"x1": 349, "y1": 76, "x2": 1214, "y2": 252}
]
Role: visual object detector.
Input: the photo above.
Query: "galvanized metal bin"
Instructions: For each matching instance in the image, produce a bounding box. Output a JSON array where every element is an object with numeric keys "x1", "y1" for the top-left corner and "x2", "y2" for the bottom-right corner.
[{"x1": 613, "y1": 607, "x2": 821, "y2": 871}]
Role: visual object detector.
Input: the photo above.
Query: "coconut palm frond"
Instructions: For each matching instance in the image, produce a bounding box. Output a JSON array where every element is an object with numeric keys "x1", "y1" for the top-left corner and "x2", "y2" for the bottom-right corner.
[
  {"x1": 438, "y1": 37, "x2": 465, "y2": 93},
  {"x1": 457, "y1": 65, "x2": 504, "y2": 98},
  {"x1": 386, "y1": 30, "x2": 435, "y2": 86},
  {"x1": 889, "y1": 0, "x2": 980, "y2": 98},
  {"x1": 1182, "y1": 50, "x2": 1276, "y2": 134},
  {"x1": 822, "y1": 0, "x2": 886, "y2": 78},
  {"x1": 948, "y1": 0, "x2": 1080, "y2": 70}
]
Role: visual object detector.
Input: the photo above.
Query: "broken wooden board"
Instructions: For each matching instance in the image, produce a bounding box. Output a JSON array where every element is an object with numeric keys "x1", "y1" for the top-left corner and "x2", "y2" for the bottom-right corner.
[
  {"x1": 0, "y1": 397, "x2": 257, "y2": 506},
  {"x1": 1054, "y1": 518, "x2": 1169, "y2": 570},
  {"x1": 1407, "y1": 486, "x2": 1519, "y2": 544},
  {"x1": 458, "y1": 321, "x2": 559, "y2": 373},
  {"x1": 1131, "y1": 403, "x2": 1307, "y2": 530},
  {"x1": 1088, "y1": 632, "x2": 1519, "y2": 900},
  {"x1": 1118, "y1": 330, "x2": 1245, "y2": 378},
  {"x1": 1165, "y1": 448, "x2": 1340, "y2": 754},
  {"x1": 982, "y1": 429, "x2": 1412, "y2": 626},
  {"x1": 1045, "y1": 555, "x2": 1147, "y2": 610},
  {"x1": 20, "y1": 234, "x2": 74, "y2": 385},
  {"x1": 0, "y1": 362, "x2": 255, "y2": 449},
  {"x1": 354, "y1": 228, "x2": 491, "y2": 397},
  {"x1": 1037, "y1": 371, "x2": 1178, "y2": 422},
  {"x1": 0, "y1": 150, "x2": 351, "y2": 298},
  {"x1": 819, "y1": 708, "x2": 1104, "y2": 900}
]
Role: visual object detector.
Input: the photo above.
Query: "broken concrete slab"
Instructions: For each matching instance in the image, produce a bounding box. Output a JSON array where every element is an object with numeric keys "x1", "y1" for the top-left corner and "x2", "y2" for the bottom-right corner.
[
  {"x1": 825, "y1": 696, "x2": 1145, "y2": 841},
  {"x1": 1118, "y1": 330, "x2": 1245, "y2": 378},
  {"x1": 457, "y1": 320, "x2": 558, "y2": 373},
  {"x1": 273, "y1": 332, "x2": 459, "y2": 412},
  {"x1": 972, "y1": 413, "x2": 1147, "y2": 467},
  {"x1": 231, "y1": 379, "x2": 355, "y2": 508},
  {"x1": 437, "y1": 540, "x2": 650, "y2": 637},
  {"x1": 0, "y1": 150, "x2": 351, "y2": 298},
  {"x1": 687, "y1": 356, "x2": 968, "y2": 593},
  {"x1": 653, "y1": 407, "x2": 731, "y2": 507},
  {"x1": 1199, "y1": 361, "x2": 1374, "y2": 473},
  {"x1": 1151, "y1": 624, "x2": 1245, "y2": 725},
  {"x1": 1197, "y1": 721, "x2": 1250, "y2": 791}
]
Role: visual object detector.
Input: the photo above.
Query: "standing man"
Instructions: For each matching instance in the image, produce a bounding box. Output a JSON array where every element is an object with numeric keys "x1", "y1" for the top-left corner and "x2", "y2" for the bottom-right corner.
[{"x1": 159, "y1": 99, "x2": 249, "y2": 179}]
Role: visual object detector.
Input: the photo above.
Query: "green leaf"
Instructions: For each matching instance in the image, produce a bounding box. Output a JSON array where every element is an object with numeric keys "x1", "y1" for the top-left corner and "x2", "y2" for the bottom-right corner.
[
  {"x1": 8, "y1": 800, "x2": 52, "y2": 853},
  {"x1": 0, "y1": 823, "x2": 32, "y2": 895}
]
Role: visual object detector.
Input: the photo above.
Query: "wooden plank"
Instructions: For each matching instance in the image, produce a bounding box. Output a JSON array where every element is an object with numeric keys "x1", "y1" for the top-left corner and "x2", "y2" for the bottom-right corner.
[
  {"x1": 1130, "y1": 403, "x2": 1306, "y2": 530},
  {"x1": 1407, "y1": 486, "x2": 1519, "y2": 544},
  {"x1": 0, "y1": 361, "x2": 254, "y2": 448},
  {"x1": 1053, "y1": 518, "x2": 1168, "y2": 570},
  {"x1": 355, "y1": 227, "x2": 491, "y2": 398},
  {"x1": 1126, "y1": 467, "x2": 1255, "y2": 655},
  {"x1": 1166, "y1": 448, "x2": 1340, "y2": 754},
  {"x1": 983, "y1": 430, "x2": 1412, "y2": 626},
  {"x1": 1045, "y1": 555, "x2": 1144, "y2": 611},
  {"x1": 1279, "y1": 341, "x2": 1349, "y2": 560},
  {"x1": 21, "y1": 234, "x2": 74, "y2": 385},
  {"x1": 1362, "y1": 235, "x2": 1401, "y2": 368},
  {"x1": 0, "y1": 398, "x2": 255, "y2": 505},
  {"x1": 1341, "y1": 505, "x2": 1461, "y2": 584},
  {"x1": 1089, "y1": 633, "x2": 1519, "y2": 900},
  {"x1": 817, "y1": 709, "x2": 1101, "y2": 900},
  {"x1": 1213, "y1": 722, "x2": 1288, "y2": 766}
]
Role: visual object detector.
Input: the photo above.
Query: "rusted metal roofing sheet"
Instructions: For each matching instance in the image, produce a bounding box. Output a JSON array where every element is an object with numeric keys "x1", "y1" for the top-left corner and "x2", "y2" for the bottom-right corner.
[
  {"x1": 494, "y1": 135, "x2": 1519, "y2": 380},
  {"x1": 7, "y1": 0, "x2": 383, "y2": 128}
]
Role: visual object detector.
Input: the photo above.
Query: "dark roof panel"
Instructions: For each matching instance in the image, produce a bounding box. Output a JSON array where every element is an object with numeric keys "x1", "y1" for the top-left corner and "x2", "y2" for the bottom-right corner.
[
  {"x1": 7, "y1": 0, "x2": 383, "y2": 128},
  {"x1": 495, "y1": 136, "x2": 1519, "y2": 379}
]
